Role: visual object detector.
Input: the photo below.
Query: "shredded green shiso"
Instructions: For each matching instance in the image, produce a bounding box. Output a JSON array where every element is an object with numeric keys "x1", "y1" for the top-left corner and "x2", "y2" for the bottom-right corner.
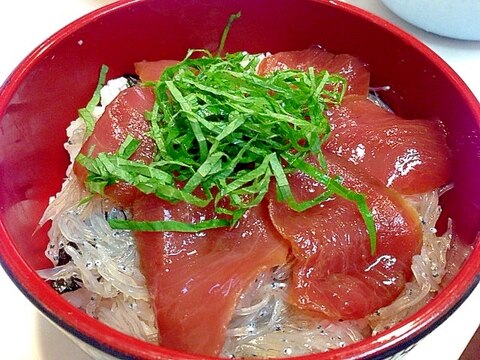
[
  {"x1": 78, "y1": 64, "x2": 109, "y2": 137},
  {"x1": 76, "y1": 15, "x2": 377, "y2": 255}
]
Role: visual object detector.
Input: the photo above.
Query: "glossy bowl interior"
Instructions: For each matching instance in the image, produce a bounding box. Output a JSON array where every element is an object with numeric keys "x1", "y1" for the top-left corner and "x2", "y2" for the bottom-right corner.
[{"x1": 0, "y1": 0, "x2": 479, "y2": 359}]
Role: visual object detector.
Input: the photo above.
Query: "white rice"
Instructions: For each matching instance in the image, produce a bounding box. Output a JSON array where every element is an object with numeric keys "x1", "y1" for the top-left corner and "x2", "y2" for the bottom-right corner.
[{"x1": 37, "y1": 78, "x2": 453, "y2": 357}]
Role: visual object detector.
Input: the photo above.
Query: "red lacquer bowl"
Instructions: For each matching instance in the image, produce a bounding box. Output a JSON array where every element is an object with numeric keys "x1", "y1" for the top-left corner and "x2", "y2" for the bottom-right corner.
[{"x1": 0, "y1": 0, "x2": 479, "y2": 359}]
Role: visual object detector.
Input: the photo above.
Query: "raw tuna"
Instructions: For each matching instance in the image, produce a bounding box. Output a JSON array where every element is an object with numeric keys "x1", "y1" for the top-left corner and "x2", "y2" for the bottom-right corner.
[
  {"x1": 74, "y1": 85, "x2": 155, "y2": 206},
  {"x1": 133, "y1": 195, "x2": 289, "y2": 356},
  {"x1": 257, "y1": 46, "x2": 370, "y2": 97},
  {"x1": 268, "y1": 153, "x2": 422, "y2": 320},
  {"x1": 324, "y1": 95, "x2": 452, "y2": 194},
  {"x1": 75, "y1": 59, "x2": 177, "y2": 204},
  {"x1": 134, "y1": 59, "x2": 178, "y2": 82}
]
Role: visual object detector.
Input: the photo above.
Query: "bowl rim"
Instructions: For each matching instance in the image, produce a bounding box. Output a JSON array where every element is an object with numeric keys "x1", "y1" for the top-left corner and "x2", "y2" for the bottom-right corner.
[{"x1": 0, "y1": 0, "x2": 479, "y2": 359}]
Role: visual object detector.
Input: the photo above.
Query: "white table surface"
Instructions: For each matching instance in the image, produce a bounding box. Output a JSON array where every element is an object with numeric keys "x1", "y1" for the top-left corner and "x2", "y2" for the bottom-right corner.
[{"x1": 0, "y1": 1, "x2": 478, "y2": 359}]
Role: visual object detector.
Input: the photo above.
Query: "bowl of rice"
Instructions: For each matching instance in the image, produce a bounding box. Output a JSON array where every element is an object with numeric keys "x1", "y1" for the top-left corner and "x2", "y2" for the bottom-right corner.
[{"x1": 0, "y1": 0, "x2": 479, "y2": 359}]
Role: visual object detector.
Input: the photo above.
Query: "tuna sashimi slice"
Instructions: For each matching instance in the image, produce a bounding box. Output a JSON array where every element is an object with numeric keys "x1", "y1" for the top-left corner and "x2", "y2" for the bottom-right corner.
[
  {"x1": 74, "y1": 85, "x2": 155, "y2": 206},
  {"x1": 257, "y1": 46, "x2": 370, "y2": 97},
  {"x1": 134, "y1": 59, "x2": 178, "y2": 82},
  {"x1": 133, "y1": 195, "x2": 289, "y2": 356},
  {"x1": 324, "y1": 95, "x2": 452, "y2": 194},
  {"x1": 268, "y1": 153, "x2": 422, "y2": 320},
  {"x1": 75, "y1": 59, "x2": 177, "y2": 203}
]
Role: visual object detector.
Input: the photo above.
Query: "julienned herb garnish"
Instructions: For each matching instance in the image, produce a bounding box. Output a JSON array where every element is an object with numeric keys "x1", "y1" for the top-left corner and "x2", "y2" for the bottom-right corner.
[
  {"x1": 76, "y1": 15, "x2": 377, "y2": 255},
  {"x1": 77, "y1": 49, "x2": 377, "y2": 255},
  {"x1": 78, "y1": 64, "x2": 109, "y2": 137}
]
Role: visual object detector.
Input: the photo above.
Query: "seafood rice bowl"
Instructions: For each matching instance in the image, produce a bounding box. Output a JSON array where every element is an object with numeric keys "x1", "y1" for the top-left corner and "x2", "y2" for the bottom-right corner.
[{"x1": 0, "y1": 0, "x2": 479, "y2": 359}]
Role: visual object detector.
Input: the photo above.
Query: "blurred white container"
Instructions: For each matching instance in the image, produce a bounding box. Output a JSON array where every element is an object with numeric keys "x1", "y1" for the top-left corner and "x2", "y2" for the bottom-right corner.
[{"x1": 382, "y1": 0, "x2": 480, "y2": 40}]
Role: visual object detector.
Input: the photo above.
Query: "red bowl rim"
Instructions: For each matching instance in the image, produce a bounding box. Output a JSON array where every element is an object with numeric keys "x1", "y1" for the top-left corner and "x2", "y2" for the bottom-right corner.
[{"x1": 0, "y1": 0, "x2": 479, "y2": 359}]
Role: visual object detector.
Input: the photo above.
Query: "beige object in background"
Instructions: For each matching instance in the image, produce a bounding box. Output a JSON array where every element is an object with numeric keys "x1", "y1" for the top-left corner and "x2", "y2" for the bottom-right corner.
[{"x1": 382, "y1": 0, "x2": 480, "y2": 40}]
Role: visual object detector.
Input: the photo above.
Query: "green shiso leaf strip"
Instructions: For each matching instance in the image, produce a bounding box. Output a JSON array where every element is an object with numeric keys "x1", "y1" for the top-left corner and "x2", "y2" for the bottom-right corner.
[
  {"x1": 80, "y1": 49, "x2": 376, "y2": 254},
  {"x1": 109, "y1": 218, "x2": 230, "y2": 232},
  {"x1": 79, "y1": 65, "x2": 109, "y2": 137}
]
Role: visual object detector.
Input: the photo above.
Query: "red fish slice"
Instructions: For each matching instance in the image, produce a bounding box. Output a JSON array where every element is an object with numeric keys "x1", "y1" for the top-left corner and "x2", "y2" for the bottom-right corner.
[
  {"x1": 74, "y1": 85, "x2": 155, "y2": 206},
  {"x1": 324, "y1": 95, "x2": 452, "y2": 194},
  {"x1": 268, "y1": 153, "x2": 422, "y2": 320},
  {"x1": 134, "y1": 59, "x2": 178, "y2": 83},
  {"x1": 133, "y1": 195, "x2": 289, "y2": 356},
  {"x1": 75, "y1": 57, "x2": 178, "y2": 205},
  {"x1": 257, "y1": 46, "x2": 371, "y2": 97}
]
